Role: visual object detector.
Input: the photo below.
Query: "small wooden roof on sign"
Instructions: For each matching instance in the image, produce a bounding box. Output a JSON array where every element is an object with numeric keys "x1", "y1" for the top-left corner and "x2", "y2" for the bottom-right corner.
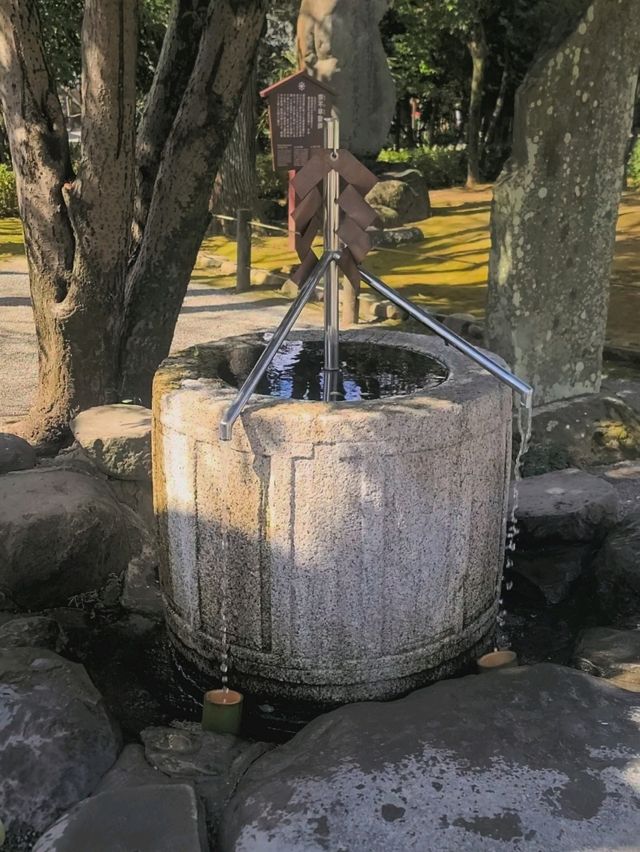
[{"x1": 260, "y1": 69, "x2": 335, "y2": 99}]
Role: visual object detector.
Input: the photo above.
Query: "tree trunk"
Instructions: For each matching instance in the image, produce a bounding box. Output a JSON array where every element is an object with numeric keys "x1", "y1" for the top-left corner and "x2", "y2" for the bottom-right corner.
[
  {"x1": 0, "y1": 0, "x2": 137, "y2": 446},
  {"x1": 466, "y1": 19, "x2": 488, "y2": 189},
  {"x1": 486, "y1": 0, "x2": 640, "y2": 404},
  {"x1": 210, "y1": 63, "x2": 258, "y2": 235},
  {"x1": 1, "y1": 0, "x2": 267, "y2": 445},
  {"x1": 120, "y1": 1, "x2": 267, "y2": 403},
  {"x1": 132, "y1": 0, "x2": 209, "y2": 252},
  {"x1": 481, "y1": 53, "x2": 509, "y2": 163}
]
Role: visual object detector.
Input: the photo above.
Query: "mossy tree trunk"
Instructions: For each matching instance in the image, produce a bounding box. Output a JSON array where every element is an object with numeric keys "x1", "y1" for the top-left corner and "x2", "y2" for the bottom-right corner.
[
  {"x1": 0, "y1": 0, "x2": 267, "y2": 447},
  {"x1": 486, "y1": 0, "x2": 640, "y2": 405}
]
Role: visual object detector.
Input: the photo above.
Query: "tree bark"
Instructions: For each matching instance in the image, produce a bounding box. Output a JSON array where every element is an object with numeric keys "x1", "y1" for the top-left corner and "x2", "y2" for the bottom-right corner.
[
  {"x1": 1, "y1": 0, "x2": 267, "y2": 444},
  {"x1": 0, "y1": 0, "x2": 137, "y2": 445},
  {"x1": 481, "y1": 52, "x2": 509, "y2": 163},
  {"x1": 466, "y1": 19, "x2": 488, "y2": 189},
  {"x1": 120, "y1": 0, "x2": 267, "y2": 403},
  {"x1": 210, "y1": 62, "x2": 258, "y2": 234},
  {"x1": 132, "y1": 0, "x2": 209, "y2": 251},
  {"x1": 486, "y1": 0, "x2": 640, "y2": 404}
]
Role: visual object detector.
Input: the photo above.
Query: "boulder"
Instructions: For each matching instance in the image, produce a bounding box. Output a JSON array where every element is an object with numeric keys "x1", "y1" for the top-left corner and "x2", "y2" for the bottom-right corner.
[
  {"x1": 32, "y1": 784, "x2": 207, "y2": 852},
  {"x1": 369, "y1": 204, "x2": 399, "y2": 228},
  {"x1": 509, "y1": 544, "x2": 590, "y2": 606},
  {"x1": 601, "y1": 376, "x2": 640, "y2": 416},
  {"x1": 0, "y1": 647, "x2": 120, "y2": 842},
  {"x1": 70, "y1": 404, "x2": 152, "y2": 482},
  {"x1": 594, "y1": 510, "x2": 640, "y2": 627},
  {"x1": 573, "y1": 627, "x2": 640, "y2": 692},
  {"x1": 95, "y1": 744, "x2": 173, "y2": 793},
  {"x1": 369, "y1": 226, "x2": 424, "y2": 248},
  {"x1": 514, "y1": 468, "x2": 618, "y2": 545},
  {"x1": 142, "y1": 726, "x2": 272, "y2": 832},
  {"x1": 121, "y1": 544, "x2": 163, "y2": 620},
  {"x1": 523, "y1": 394, "x2": 640, "y2": 477},
  {"x1": 596, "y1": 460, "x2": 640, "y2": 518},
  {"x1": 0, "y1": 469, "x2": 133, "y2": 610},
  {"x1": 220, "y1": 665, "x2": 640, "y2": 851},
  {"x1": 0, "y1": 615, "x2": 61, "y2": 650},
  {"x1": 366, "y1": 174, "x2": 429, "y2": 226},
  {"x1": 0, "y1": 433, "x2": 36, "y2": 474}
]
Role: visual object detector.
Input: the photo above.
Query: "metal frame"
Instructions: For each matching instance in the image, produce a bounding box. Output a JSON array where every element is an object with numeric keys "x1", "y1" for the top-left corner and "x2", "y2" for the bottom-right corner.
[
  {"x1": 219, "y1": 251, "x2": 533, "y2": 440},
  {"x1": 358, "y1": 267, "x2": 533, "y2": 405},
  {"x1": 323, "y1": 118, "x2": 341, "y2": 402},
  {"x1": 218, "y1": 114, "x2": 533, "y2": 441},
  {"x1": 219, "y1": 251, "x2": 340, "y2": 441}
]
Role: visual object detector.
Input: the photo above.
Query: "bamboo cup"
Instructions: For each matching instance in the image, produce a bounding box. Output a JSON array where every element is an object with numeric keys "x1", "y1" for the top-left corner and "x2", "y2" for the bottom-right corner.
[
  {"x1": 477, "y1": 649, "x2": 518, "y2": 673},
  {"x1": 201, "y1": 688, "x2": 244, "y2": 735}
]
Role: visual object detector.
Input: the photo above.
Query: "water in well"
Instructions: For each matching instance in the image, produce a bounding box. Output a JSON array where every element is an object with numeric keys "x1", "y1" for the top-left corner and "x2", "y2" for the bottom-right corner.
[{"x1": 219, "y1": 339, "x2": 449, "y2": 401}]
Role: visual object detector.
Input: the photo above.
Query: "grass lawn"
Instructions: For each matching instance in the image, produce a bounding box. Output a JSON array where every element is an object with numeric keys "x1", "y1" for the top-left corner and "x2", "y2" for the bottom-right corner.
[
  {"x1": 3, "y1": 188, "x2": 640, "y2": 348},
  {"x1": 0, "y1": 218, "x2": 24, "y2": 263}
]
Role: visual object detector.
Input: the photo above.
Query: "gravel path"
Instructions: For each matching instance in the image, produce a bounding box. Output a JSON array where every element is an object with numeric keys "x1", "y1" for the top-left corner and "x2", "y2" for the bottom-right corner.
[{"x1": 0, "y1": 259, "x2": 322, "y2": 424}]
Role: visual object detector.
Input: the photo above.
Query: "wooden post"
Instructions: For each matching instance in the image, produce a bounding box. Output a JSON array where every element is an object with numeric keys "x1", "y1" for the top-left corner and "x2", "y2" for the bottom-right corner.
[{"x1": 236, "y1": 208, "x2": 251, "y2": 293}]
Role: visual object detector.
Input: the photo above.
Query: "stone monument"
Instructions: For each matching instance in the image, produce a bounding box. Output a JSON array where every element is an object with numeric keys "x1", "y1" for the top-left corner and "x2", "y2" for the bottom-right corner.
[{"x1": 297, "y1": 0, "x2": 396, "y2": 158}]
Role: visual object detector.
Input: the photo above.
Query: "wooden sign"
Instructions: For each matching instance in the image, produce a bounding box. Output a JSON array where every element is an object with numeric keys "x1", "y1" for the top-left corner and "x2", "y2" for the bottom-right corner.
[{"x1": 261, "y1": 71, "x2": 335, "y2": 172}]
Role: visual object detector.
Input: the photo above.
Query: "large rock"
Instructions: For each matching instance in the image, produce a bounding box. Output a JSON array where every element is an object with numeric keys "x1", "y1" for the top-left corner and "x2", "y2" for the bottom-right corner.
[
  {"x1": 0, "y1": 433, "x2": 36, "y2": 474},
  {"x1": 508, "y1": 470, "x2": 618, "y2": 606},
  {"x1": 142, "y1": 726, "x2": 272, "y2": 831},
  {"x1": 0, "y1": 648, "x2": 120, "y2": 842},
  {"x1": 0, "y1": 469, "x2": 134, "y2": 610},
  {"x1": 33, "y1": 785, "x2": 207, "y2": 852},
  {"x1": 0, "y1": 615, "x2": 61, "y2": 650},
  {"x1": 297, "y1": 0, "x2": 395, "y2": 158},
  {"x1": 220, "y1": 665, "x2": 640, "y2": 851},
  {"x1": 487, "y1": 1, "x2": 640, "y2": 404},
  {"x1": 96, "y1": 744, "x2": 174, "y2": 792},
  {"x1": 573, "y1": 627, "x2": 640, "y2": 691},
  {"x1": 509, "y1": 544, "x2": 590, "y2": 606},
  {"x1": 594, "y1": 510, "x2": 640, "y2": 626},
  {"x1": 366, "y1": 170, "x2": 430, "y2": 225},
  {"x1": 515, "y1": 468, "x2": 618, "y2": 545},
  {"x1": 70, "y1": 404, "x2": 152, "y2": 482},
  {"x1": 523, "y1": 394, "x2": 640, "y2": 476},
  {"x1": 596, "y1": 460, "x2": 640, "y2": 518}
]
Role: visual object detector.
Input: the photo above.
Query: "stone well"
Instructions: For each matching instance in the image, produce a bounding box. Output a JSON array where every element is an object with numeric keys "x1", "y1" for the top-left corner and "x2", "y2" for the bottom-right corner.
[{"x1": 153, "y1": 330, "x2": 512, "y2": 703}]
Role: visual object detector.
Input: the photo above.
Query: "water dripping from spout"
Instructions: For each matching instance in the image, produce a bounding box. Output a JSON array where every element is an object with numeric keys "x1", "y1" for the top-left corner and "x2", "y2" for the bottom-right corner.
[
  {"x1": 496, "y1": 396, "x2": 533, "y2": 650},
  {"x1": 220, "y1": 521, "x2": 230, "y2": 694}
]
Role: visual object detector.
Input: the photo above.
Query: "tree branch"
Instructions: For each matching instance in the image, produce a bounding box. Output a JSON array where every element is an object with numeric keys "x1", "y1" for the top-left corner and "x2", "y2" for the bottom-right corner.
[
  {"x1": 67, "y1": 0, "x2": 138, "y2": 286},
  {"x1": 120, "y1": 0, "x2": 267, "y2": 401},
  {"x1": 132, "y1": 0, "x2": 210, "y2": 251},
  {"x1": 0, "y1": 0, "x2": 74, "y2": 293}
]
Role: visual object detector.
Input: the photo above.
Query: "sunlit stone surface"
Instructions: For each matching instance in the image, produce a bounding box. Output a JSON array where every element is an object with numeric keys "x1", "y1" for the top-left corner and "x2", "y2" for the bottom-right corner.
[{"x1": 153, "y1": 330, "x2": 512, "y2": 703}]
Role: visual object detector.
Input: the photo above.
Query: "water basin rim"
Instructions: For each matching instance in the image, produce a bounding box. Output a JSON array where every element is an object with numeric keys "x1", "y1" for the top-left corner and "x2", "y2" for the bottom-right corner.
[{"x1": 164, "y1": 330, "x2": 513, "y2": 409}]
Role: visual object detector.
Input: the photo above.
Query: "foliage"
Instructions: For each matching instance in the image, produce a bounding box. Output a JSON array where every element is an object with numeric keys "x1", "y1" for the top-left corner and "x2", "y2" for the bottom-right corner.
[
  {"x1": 256, "y1": 1, "x2": 298, "y2": 150},
  {"x1": 382, "y1": 0, "x2": 592, "y2": 175},
  {"x1": 627, "y1": 138, "x2": 640, "y2": 188},
  {"x1": 0, "y1": 164, "x2": 18, "y2": 217},
  {"x1": 378, "y1": 146, "x2": 467, "y2": 189},
  {"x1": 256, "y1": 153, "x2": 288, "y2": 200},
  {"x1": 36, "y1": 0, "x2": 171, "y2": 94}
]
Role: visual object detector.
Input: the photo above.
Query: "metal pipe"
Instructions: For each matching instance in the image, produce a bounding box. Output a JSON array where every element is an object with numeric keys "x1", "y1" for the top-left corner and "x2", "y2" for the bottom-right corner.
[
  {"x1": 323, "y1": 118, "x2": 340, "y2": 397},
  {"x1": 359, "y1": 266, "x2": 533, "y2": 404},
  {"x1": 219, "y1": 251, "x2": 341, "y2": 441}
]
